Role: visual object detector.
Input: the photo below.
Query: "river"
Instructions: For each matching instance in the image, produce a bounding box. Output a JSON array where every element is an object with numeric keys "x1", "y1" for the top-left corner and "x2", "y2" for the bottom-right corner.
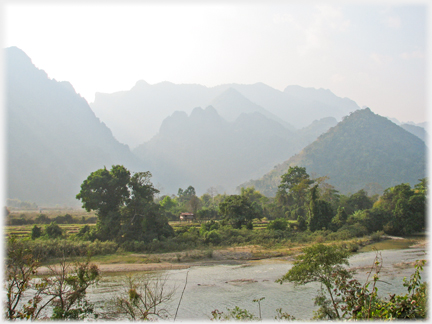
[{"x1": 87, "y1": 244, "x2": 427, "y2": 321}]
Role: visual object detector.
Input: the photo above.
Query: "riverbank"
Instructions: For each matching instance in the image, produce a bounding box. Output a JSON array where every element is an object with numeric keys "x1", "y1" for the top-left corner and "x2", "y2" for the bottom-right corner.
[{"x1": 36, "y1": 236, "x2": 427, "y2": 275}]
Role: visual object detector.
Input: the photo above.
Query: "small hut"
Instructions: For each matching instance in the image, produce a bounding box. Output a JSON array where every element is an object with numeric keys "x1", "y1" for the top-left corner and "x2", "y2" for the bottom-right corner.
[{"x1": 179, "y1": 212, "x2": 195, "y2": 222}]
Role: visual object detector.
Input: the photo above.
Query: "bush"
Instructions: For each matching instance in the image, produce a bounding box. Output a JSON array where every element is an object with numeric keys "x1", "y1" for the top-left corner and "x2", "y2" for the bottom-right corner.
[
  {"x1": 337, "y1": 223, "x2": 368, "y2": 238},
  {"x1": 35, "y1": 214, "x2": 51, "y2": 224},
  {"x1": 88, "y1": 239, "x2": 118, "y2": 255},
  {"x1": 16, "y1": 238, "x2": 118, "y2": 261},
  {"x1": 53, "y1": 214, "x2": 76, "y2": 224},
  {"x1": 203, "y1": 230, "x2": 221, "y2": 245},
  {"x1": 8, "y1": 215, "x2": 33, "y2": 225},
  {"x1": 45, "y1": 222, "x2": 63, "y2": 239},
  {"x1": 200, "y1": 220, "x2": 220, "y2": 235},
  {"x1": 267, "y1": 218, "x2": 288, "y2": 231},
  {"x1": 370, "y1": 230, "x2": 384, "y2": 242},
  {"x1": 77, "y1": 225, "x2": 91, "y2": 236},
  {"x1": 327, "y1": 229, "x2": 352, "y2": 241},
  {"x1": 31, "y1": 225, "x2": 42, "y2": 240},
  {"x1": 119, "y1": 240, "x2": 147, "y2": 252}
]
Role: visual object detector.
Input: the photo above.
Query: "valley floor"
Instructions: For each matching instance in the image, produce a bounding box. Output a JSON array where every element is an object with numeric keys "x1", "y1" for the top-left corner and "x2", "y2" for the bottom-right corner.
[{"x1": 35, "y1": 236, "x2": 427, "y2": 276}]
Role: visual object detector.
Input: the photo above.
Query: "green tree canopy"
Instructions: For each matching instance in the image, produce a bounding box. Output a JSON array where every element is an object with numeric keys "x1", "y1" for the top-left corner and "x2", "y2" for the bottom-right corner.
[
  {"x1": 278, "y1": 166, "x2": 314, "y2": 196},
  {"x1": 346, "y1": 189, "x2": 374, "y2": 213},
  {"x1": 178, "y1": 186, "x2": 196, "y2": 203},
  {"x1": 219, "y1": 195, "x2": 260, "y2": 229},
  {"x1": 307, "y1": 185, "x2": 334, "y2": 232},
  {"x1": 77, "y1": 165, "x2": 173, "y2": 242},
  {"x1": 277, "y1": 166, "x2": 315, "y2": 220},
  {"x1": 373, "y1": 180, "x2": 427, "y2": 235},
  {"x1": 76, "y1": 165, "x2": 130, "y2": 215},
  {"x1": 159, "y1": 196, "x2": 177, "y2": 211},
  {"x1": 240, "y1": 187, "x2": 264, "y2": 204}
]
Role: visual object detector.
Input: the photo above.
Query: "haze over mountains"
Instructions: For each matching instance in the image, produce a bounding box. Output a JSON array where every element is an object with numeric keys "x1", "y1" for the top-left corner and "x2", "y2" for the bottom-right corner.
[
  {"x1": 399, "y1": 123, "x2": 428, "y2": 142},
  {"x1": 91, "y1": 80, "x2": 360, "y2": 148},
  {"x1": 6, "y1": 47, "x2": 146, "y2": 206},
  {"x1": 133, "y1": 107, "x2": 337, "y2": 194},
  {"x1": 5, "y1": 46, "x2": 428, "y2": 206}
]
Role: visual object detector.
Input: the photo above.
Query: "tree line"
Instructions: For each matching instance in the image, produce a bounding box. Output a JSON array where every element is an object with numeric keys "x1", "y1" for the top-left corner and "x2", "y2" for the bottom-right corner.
[
  {"x1": 7, "y1": 164, "x2": 426, "y2": 257},
  {"x1": 71, "y1": 165, "x2": 426, "y2": 247}
]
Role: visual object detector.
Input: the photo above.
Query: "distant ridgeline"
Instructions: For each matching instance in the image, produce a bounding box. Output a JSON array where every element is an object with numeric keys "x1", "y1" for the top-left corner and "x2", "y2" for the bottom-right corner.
[
  {"x1": 6, "y1": 47, "x2": 146, "y2": 206},
  {"x1": 132, "y1": 106, "x2": 339, "y2": 195},
  {"x1": 5, "y1": 46, "x2": 427, "y2": 205},
  {"x1": 91, "y1": 79, "x2": 360, "y2": 147},
  {"x1": 241, "y1": 108, "x2": 427, "y2": 196}
]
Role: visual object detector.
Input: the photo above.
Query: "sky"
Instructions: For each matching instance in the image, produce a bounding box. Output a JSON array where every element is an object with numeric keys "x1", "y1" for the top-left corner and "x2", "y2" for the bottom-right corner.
[{"x1": 2, "y1": 1, "x2": 429, "y2": 124}]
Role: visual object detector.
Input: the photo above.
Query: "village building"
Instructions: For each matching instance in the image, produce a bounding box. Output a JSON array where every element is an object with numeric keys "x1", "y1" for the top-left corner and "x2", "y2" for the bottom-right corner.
[{"x1": 179, "y1": 212, "x2": 195, "y2": 222}]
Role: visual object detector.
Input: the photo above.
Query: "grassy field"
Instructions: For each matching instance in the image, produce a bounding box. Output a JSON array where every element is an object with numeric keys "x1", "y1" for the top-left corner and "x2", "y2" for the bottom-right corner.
[
  {"x1": 7, "y1": 208, "x2": 97, "y2": 219},
  {"x1": 5, "y1": 217, "x2": 300, "y2": 244},
  {"x1": 5, "y1": 223, "x2": 96, "y2": 238},
  {"x1": 5, "y1": 218, "x2": 273, "y2": 239}
]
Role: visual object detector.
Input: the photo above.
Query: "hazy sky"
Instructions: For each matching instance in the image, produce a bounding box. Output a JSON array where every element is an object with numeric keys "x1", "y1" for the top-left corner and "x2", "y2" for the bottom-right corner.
[{"x1": 3, "y1": 1, "x2": 428, "y2": 124}]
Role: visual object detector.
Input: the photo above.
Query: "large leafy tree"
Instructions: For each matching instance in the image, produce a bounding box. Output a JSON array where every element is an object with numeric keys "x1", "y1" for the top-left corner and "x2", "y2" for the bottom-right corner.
[
  {"x1": 343, "y1": 189, "x2": 374, "y2": 215},
  {"x1": 277, "y1": 166, "x2": 314, "y2": 220},
  {"x1": 119, "y1": 171, "x2": 173, "y2": 242},
  {"x1": 77, "y1": 165, "x2": 173, "y2": 241},
  {"x1": 76, "y1": 165, "x2": 130, "y2": 215},
  {"x1": 307, "y1": 185, "x2": 334, "y2": 232},
  {"x1": 76, "y1": 165, "x2": 130, "y2": 240},
  {"x1": 219, "y1": 195, "x2": 260, "y2": 229}
]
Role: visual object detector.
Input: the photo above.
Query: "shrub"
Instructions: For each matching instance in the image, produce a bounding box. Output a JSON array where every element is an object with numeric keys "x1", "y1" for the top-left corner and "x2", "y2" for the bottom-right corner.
[
  {"x1": 370, "y1": 230, "x2": 384, "y2": 242},
  {"x1": 35, "y1": 214, "x2": 51, "y2": 224},
  {"x1": 267, "y1": 218, "x2": 288, "y2": 231},
  {"x1": 200, "y1": 220, "x2": 220, "y2": 235},
  {"x1": 31, "y1": 225, "x2": 42, "y2": 240},
  {"x1": 203, "y1": 230, "x2": 221, "y2": 245},
  {"x1": 45, "y1": 222, "x2": 63, "y2": 239}
]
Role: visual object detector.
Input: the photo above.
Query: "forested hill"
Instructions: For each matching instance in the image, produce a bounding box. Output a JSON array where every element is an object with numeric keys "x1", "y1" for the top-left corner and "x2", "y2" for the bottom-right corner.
[
  {"x1": 6, "y1": 47, "x2": 146, "y2": 206},
  {"x1": 241, "y1": 108, "x2": 427, "y2": 196},
  {"x1": 133, "y1": 106, "x2": 337, "y2": 195}
]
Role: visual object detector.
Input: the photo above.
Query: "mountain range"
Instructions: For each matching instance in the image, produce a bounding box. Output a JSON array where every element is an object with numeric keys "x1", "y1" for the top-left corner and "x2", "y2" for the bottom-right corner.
[
  {"x1": 241, "y1": 108, "x2": 427, "y2": 196},
  {"x1": 5, "y1": 46, "x2": 427, "y2": 205},
  {"x1": 133, "y1": 107, "x2": 337, "y2": 194},
  {"x1": 90, "y1": 80, "x2": 360, "y2": 148}
]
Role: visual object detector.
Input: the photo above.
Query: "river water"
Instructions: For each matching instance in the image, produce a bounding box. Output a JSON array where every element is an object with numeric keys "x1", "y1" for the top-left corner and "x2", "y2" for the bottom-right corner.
[{"x1": 87, "y1": 246, "x2": 427, "y2": 321}]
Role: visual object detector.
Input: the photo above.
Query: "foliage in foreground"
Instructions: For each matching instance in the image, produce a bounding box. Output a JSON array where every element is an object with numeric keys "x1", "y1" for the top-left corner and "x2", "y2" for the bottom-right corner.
[
  {"x1": 109, "y1": 275, "x2": 175, "y2": 321},
  {"x1": 210, "y1": 244, "x2": 427, "y2": 321},
  {"x1": 4, "y1": 235, "x2": 427, "y2": 321},
  {"x1": 279, "y1": 243, "x2": 427, "y2": 321},
  {"x1": 4, "y1": 237, "x2": 100, "y2": 320}
]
